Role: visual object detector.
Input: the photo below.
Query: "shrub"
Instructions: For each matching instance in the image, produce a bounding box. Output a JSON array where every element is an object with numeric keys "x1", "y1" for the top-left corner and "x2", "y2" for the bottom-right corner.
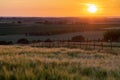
[
  {"x1": 0, "y1": 41, "x2": 13, "y2": 45},
  {"x1": 0, "y1": 41, "x2": 8, "y2": 45},
  {"x1": 71, "y1": 35, "x2": 85, "y2": 42},
  {"x1": 7, "y1": 41, "x2": 13, "y2": 45},
  {"x1": 104, "y1": 29, "x2": 120, "y2": 42},
  {"x1": 17, "y1": 38, "x2": 29, "y2": 44},
  {"x1": 44, "y1": 39, "x2": 53, "y2": 42}
]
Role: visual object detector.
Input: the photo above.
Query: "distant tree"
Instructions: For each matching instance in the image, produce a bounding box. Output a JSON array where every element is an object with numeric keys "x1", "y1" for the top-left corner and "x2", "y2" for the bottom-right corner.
[
  {"x1": 104, "y1": 29, "x2": 120, "y2": 42},
  {"x1": 44, "y1": 39, "x2": 53, "y2": 42},
  {"x1": 71, "y1": 35, "x2": 85, "y2": 42},
  {"x1": 37, "y1": 40, "x2": 42, "y2": 42},
  {"x1": 44, "y1": 20, "x2": 49, "y2": 24},
  {"x1": 32, "y1": 40, "x2": 36, "y2": 43},
  {"x1": 0, "y1": 41, "x2": 8, "y2": 45},
  {"x1": 7, "y1": 41, "x2": 13, "y2": 45},
  {"x1": 0, "y1": 41, "x2": 13, "y2": 45},
  {"x1": 17, "y1": 21, "x2": 22, "y2": 24},
  {"x1": 11, "y1": 21, "x2": 15, "y2": 24},
  {"x1": 17, "y1": 38, "x2": 29, "y2": 44}
]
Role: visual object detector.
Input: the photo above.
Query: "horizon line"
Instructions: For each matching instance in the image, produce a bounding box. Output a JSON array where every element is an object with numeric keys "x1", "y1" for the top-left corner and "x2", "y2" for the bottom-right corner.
[{"x1": 0, "y1": 16, "x2": 120, "y2": 18}]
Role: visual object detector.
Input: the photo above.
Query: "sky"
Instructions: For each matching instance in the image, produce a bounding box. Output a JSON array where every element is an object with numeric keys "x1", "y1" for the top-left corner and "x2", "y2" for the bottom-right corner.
[{"x1": 0, "y1": 0, "x2": 120, "y2": 17}]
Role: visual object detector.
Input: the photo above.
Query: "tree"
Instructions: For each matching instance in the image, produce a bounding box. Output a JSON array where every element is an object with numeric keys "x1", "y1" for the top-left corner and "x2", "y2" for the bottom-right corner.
[
  {"x1": 0, "y1": 41, "x2": 8, "y2": 45},
  {"x1": 44, "y1": 39, "x2": 53, "y2": 42},
  {"x1": 7, "y1": 41, "x2": 13, "y2": 45},
  {"x1": 17, "y1": 38, "x2": 29, "y2": 44},
  {"x1": 104, "y1": 29, "x2": 120, "y2": 42},
  {"x1": 17, "y1": 21, "x2": 22, "y2": 24},
  {"x1": 71, "y1": 35, "x2": 85, "y2": 42}
]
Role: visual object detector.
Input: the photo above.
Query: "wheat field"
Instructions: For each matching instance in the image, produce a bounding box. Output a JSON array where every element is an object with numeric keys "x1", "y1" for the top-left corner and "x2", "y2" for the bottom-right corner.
[{"x1": 0, "y1": 45, "x2": 119, "y2": 80}]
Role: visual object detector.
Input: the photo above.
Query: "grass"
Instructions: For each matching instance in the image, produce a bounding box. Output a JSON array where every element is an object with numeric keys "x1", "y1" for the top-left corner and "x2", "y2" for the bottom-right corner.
[
  {"x1": 1, "y1": 23, "x2": 120, "y2": 35},
  {"x1": 0, "y1": 45, "x2": 119, "y2": 80}
]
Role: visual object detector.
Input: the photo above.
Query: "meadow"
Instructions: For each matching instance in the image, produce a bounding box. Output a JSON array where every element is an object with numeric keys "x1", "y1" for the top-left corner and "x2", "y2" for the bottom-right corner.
[{"x1": 0, "y1": 45, "x2": 120, "y2": 80}]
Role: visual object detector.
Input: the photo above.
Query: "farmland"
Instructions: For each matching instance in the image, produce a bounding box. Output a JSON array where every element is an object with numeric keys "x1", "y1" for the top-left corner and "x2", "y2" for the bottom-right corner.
[
  {"x1": 0, "y1": 17, "x2": 120, "y2": 80},
  {"x1": 0, "y1": 22, "x2": 120, "y2": 35},
  {"x1": 0, "y1": 22, "x2": 120, "y2": 43},
  {"x1": 1, "y1": 17, "x2": 120, "y2": 35},
  {"x1": 0, "y1": 17, "x2": 120, "y2": 43},
  {"x1": 0, "y1": 45, "x2": 119, "y2": 80}
]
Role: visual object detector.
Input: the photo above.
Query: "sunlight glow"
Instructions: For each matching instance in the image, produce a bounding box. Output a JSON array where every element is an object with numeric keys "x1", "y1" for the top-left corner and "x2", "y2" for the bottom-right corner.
[{"x1": 87, "y1": 4, "x2": 98, "y2": 13}]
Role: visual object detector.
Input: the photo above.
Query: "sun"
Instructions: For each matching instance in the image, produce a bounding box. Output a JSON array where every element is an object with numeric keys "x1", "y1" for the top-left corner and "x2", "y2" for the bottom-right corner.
[{"x1": 87, "y1": 4, "x2": 98, "y2": 13}]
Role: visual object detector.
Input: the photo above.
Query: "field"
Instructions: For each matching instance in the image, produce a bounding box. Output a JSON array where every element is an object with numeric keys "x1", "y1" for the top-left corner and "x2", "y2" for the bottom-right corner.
[
  {"x1": 0, "y1": 18, "x2": 120, "y2": 80},
  {"x1": 0, "y1": 45, "x2": 120, "y2": 80},
  {"x1": 0, "y1": 23, "x2": 120, "y2": 35}
]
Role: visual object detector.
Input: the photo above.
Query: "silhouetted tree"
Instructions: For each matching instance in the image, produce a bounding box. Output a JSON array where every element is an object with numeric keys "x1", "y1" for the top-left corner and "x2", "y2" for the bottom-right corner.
[
  {"x1": 0, "y1": 41, "x2": 8, "y2": 45},
  {"x1": 7, "y1": 41, "x2": 13, "y2": 45},
  {"x1": 71, "y1": 35, "x2": 85, "y2": 42},
  {"x1": 37, "y1": 40, "x2": 42, "y2": 42},
  {"x1": 17, "y1": 21, "x2": 22, "y2": 24},
  {"x1": 104, "y1": 30, "x2": 120, "y2": 42},
  {"x1": 17, "y1": 38, "x2": 29, "y2": 44},
  {"x1": 44, "y1": 39, "x2": 53, "y2": 42}
]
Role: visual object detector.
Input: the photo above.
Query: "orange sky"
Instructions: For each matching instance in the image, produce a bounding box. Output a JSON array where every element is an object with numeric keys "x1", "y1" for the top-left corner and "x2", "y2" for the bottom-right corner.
[{"x1": 0, "y1": 0, "x2": 120, "y2": 17}]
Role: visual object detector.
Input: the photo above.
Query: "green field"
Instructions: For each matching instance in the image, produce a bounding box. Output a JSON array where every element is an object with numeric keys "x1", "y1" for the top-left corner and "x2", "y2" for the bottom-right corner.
[
  {"x1": 0, "y1": 23, "x2": 120, "y2": 35},
  {"x1": 0, "y1": 45, "x2": 120, "y2": 80}
]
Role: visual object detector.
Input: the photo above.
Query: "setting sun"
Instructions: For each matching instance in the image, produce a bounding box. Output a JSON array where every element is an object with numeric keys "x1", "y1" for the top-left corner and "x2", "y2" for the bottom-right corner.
[{"x1": 87, "y1": 4, "x2": 98, "y2": 13}]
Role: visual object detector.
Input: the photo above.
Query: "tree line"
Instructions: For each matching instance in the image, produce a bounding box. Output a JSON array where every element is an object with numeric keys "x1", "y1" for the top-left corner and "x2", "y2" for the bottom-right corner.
[{"x1": 0, "y1": 29, "x2": 120, "y2": 45}]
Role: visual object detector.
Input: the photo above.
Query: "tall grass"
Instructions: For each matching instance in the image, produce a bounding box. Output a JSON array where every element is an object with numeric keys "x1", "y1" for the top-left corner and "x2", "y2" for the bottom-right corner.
[{"x1": 0, "y1": 45, "x2": 119, "y2": 80}]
